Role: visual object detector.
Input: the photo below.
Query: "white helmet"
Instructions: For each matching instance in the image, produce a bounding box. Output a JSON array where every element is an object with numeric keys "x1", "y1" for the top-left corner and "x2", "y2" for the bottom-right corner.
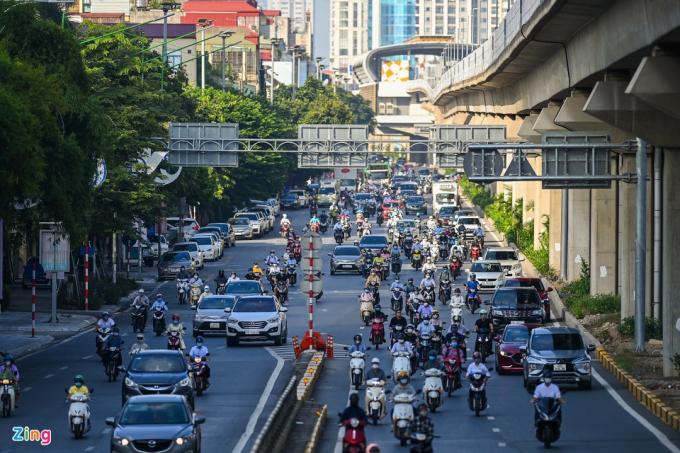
[
  {"x1": 282, "y1": 214, "x2": 288, "y2": 219},
  {"x1": 204, "y1": 285, "x2": 210, "y2": 291}
]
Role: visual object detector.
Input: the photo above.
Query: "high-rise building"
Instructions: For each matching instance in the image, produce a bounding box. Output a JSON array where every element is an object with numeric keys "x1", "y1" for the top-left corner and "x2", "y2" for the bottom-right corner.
[
  {"x1": 330, "y1": 0, "x2": 369, "y2": 73},
  {"x1": 269, "y1": 0, "x2": 310, "y2": 33},
  {"x1": 369, "y1": 0, "x2": 417, "y2": 48}
]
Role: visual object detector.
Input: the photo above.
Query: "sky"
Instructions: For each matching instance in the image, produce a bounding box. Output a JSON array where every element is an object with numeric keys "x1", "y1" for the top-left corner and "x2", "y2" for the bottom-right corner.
[{"x1": 313, "y1": 0, "x2": 330, "y2": 63}]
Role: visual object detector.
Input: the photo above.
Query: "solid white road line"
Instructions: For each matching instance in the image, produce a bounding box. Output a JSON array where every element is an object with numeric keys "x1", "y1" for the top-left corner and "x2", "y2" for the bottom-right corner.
[
  {"x1": 592, "y1": 368, "x2": 680, "y2": 453},
  {"x1": 81, "y1": 355, "x2": 93, "y2": 360},
  {"x1": 232, "y1": 347, "x2": 285, "y2": 453},
  {"x1": 84, "y1": 446, "x2": 95, "y2": 452},
  {"x1": 334, "y1": 389, "x2": 357, "y2": 453},
  {"x1": 43, "y1": 374, "x2": 53, "y2": 379},
  {"x1": 22, "y1": 386, "x2": 32, "y2": 392},
  {"x1": 59, "y1": 365, "x2": 68, "y2": 370}
]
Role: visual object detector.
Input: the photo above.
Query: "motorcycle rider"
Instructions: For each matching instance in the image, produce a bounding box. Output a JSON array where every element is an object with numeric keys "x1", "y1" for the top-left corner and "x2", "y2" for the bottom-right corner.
[
  {"x1": 0, "y1": 354, "x2": 20, "y2": 406},
  {"x1": 390, "y1": 277, "x2": 405, "y2": 292},
  {"x1": 431, "y1": 310, "x2": 444, "y2": 330},
  {"x1": 129, "y1": 334, "x2": 149, "y2": 356},
  {"x1": 280, "y1": 213, "x2": 291, "y2": 230},
  {"x1": 389, "y1": 310, "x2": 408, "y2": 330},
  {"x1": 417, "y1": 301, "x2": 433, "y2": 320},
  {"x1": 531, "y1": 370, "x2": 565, "y2": 404},
  {"x1": 189, "y1": 272, "x2": 203, "y2": 287},
  {"x1": 419, "y1": 271, "x2": 436, "y2": 290},
  {"x1": 366, "y1": 357, "x2": 387, "y2": 381},
  {"x1": 227, "y1": 272, "x2": 240, "y2": 283},
  {"x1": 166, "y1": 314, "x2": 186, "y2": 351},
  {"x1": 365, "y1": 269, "x2": 381, "y2": 287},
  {"x1": 67, "y1": 374, "x2": 90, "y2": 397},
  {"x1": 250, "y1": 262, "x2": 264, "y2": 278},
  {"x1": 151, "y1": 293, "x2": 168, "y2": 313},
  {"x1": 416, "y1": 318, "x2": 435, "y2": 338},
  {"x1": 473, "y1": 225, "x2": 485, "y2": 245},
  {"x1": 405, "y1": 278, "x2": 416, "y2": 296},
  {"x1": 411, "y1": 403, "x2": 435, "y2": 449},
  {"x1": 132, "y1": 289, "x2": 150, "y2": 327},
  {"x1": 442, "y1": 338, "x2": 465, "y2": 365},
  {"x1": 422, "y1": 351, "x2": 444, "y2": 371},
  {"x1": 450, "y1": 287, "x2": 465, "y2": 307},
  {"x1": 215, "y1": 270, "x2": 227, "y2": 286},
  {"x1": 339, "y1": 392, "x2": 368, "y2": 427},
  {"x1": 103, "y1": 326, "x2": 124, "y2": 368},
  {"x1": 333, "y1": 220, "x2": 343, "y2": 234},
  {"x1": 360, "y1": 287, "x2": 375, "y2": 305},
  {"x1": 466, "y1": 351, "x2": 491, "y2": 410},
  {"x1": 390, "y1": 334, "x2": 413, "y2": 356},
  {"x1": 97, "y1": 311, "x2": 116, "y2": 330},
  {"x1": 466, "y1": 273, "x2": 481, "y2": 306},
  {"x1": 176, "y1": 266, "x2": 189, "y2": 281},
  {"x1": 474, "y1": 309, "x2": 494, "y2": 338},
  {"x1": 197, "y1": 284, "x2": 213, "y2": 306},
  {"x1": 189, "y1": 336, "x2": 211, "y2": 386},
  {"x1": 422, "y1": 257, "x2": 437, "y2": 275},
  {"x1": 265, "y1": 250, "x2": 280, "y2": 267},
  {"x1": 349, "y1": 334, "x2": 368, "y2": 353}
]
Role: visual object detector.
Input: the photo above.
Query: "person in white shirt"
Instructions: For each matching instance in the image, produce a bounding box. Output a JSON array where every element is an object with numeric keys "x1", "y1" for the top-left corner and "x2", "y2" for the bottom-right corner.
[
  {"x1": 390, "y1": 336, "x2": 413, "y2": 355},
  {"x1": 466, "y1": 352, "x2": 491, "y2": 379},
  {"x1": 531, "y1": 371, "x2": 564, "y2": 402},
  {"x1": 227, "y1": 272, "x2": 240, "y2": 283},
  {"x1": 422, "y1": 258, "x2": 437, "y2": 275}
]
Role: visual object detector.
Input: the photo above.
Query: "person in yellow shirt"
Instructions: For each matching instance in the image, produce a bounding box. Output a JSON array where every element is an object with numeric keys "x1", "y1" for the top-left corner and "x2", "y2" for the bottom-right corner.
[
  {"x1": 251, "y1": 263, "x2": 263, "y2": 276},
  {"x1": 67, "y1": 374, "x2": 90, "y2": 396}
]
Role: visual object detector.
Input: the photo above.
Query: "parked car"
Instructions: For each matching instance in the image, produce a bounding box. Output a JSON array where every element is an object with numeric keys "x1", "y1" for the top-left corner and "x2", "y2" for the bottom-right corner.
[
  {"x1": 357, "y1": 235, "x2": 389, "y2": 253},
  {"x1": 251, "y1": 205, "x2": 275, "y2": 231},
  {"x1": 405, "y1": 195, "x2": 427, "y2": 214},
  {"x1": 157, "y1": 251, "x2": 194, "y2": 281},
  {"x1": 234, "y1": 212, "x2": 264, "y2": 238},
  {"x1": 494, "y1": 323, "x2": 540, "y2": 375},
  {"x1": 229, "y1": 217, "x2": 253, "y2": 240},
  {"x1": 195, "y1": 231, "x2": 223, "y2": 258},
  {"x1": 280, "y1": 192, "x2": 299, "y2": 210},
  {"x1": 197, "y1": 226, "x2": 226, "y2": 248},
  {"x1": 206, "y1": 223, "x2": 236, "y2": 248},
  {"x1": 189, "y1": 235, "x2": 218, "y2": 261},
  {"x1": 522, "y1": 326, "x2": 596, "y2": 391},
  {"x1": 172, "y1": 242, "x2": 204, "y2": 270},
  {"x1": 488, "y1": 287, "x2": 544, "y2": 329},
  {"x1": 225, "y1": 295, "x2": 288, "y2": 346},
  {"x1": 225, "y1": 280, "x2": 266, "y2": 296},
  {"x1": 468, "y1": 261, "x2": 505, "y2": 291},
  {"x1": 166, "y1": 217, "x2": 200, "y2": 239},
  {"x1": 119, "y1": 350, "x2": 194, "y2": 407},
  {"x1": 107, "y1": 395, "x2": 204, "y2": 453},
  {"x1": 193, "y1": 295, "x2": 238, "y2": 337},
  {"x1": 502, "y1": 278, "x2": 554, "y2": 322},
  {"x1": 483, "y1": 247, "x2": 524, "y2": 276},
  {"x1": 329, "y1": 245, "x2": 363, "y2": 275}
]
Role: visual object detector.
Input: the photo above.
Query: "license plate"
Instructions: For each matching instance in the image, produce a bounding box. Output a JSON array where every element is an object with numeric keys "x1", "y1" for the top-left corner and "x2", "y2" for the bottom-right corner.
[
  {"x1": 553, "y1": 364, "x2": 566, "y2": 371},
  {"x1": 245, "y1": 329, "x2": 260, "y2": 335},
  {"x1": 210, "y1": 323, "x2": 221, "y2": 329}
]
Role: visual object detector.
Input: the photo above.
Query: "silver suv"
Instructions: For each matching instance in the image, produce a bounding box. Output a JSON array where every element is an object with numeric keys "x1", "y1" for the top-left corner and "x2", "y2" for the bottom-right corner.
[
  {"x1": 483, "y1": 246, "x2": 524, "y2": 276},
  {"x1": 225, "y1": 295, "x2": 288, "y2": 346}
]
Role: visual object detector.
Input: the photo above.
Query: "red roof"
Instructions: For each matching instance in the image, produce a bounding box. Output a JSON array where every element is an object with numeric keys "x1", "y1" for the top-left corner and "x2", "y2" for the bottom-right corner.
[
  {"x1": 262, "y1": 9, "x2": 281, "y2": 17},
  {"x1": 260, "y1": 49, "x2": 272, "y2": 61},
  {"x1": 182, "y1": 1, "x2": 258, "y2": 13}
]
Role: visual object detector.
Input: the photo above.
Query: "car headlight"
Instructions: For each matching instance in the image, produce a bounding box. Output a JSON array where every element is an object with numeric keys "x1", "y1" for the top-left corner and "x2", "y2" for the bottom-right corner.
[
  {"x1": 528, "y1": 361, "x2": 544, "y2": 372},
  {"x1": 178, "y1": 377, "x2": 191, "y2": 387},
  {"x1": 124, "y1": 377, "x2": 137, "y2": 388},
  {"x1": 512, "y1": 263, "x2": 522, "y2": 270},
  {"x1": 574, "y1": 361, "x2": 591, "y2": 373},
  {"x1": 500, "y1": 350, "x2": 512, "y2": 357},
  {"x1": 492, "y1": 310, "x2": 502, "y2": 317},
  {"x1": 266, "y1": 317, "x2": 279, "y2": 324},
  {"x1": 228, "y1": 318, "x2": 238, "y2": 324},
  {"x1": 114, "y1": 437, "x2": 130, "y2": 446},
  {"x1": 531, "y1": 309, "x2": 543, "y2": 316}
]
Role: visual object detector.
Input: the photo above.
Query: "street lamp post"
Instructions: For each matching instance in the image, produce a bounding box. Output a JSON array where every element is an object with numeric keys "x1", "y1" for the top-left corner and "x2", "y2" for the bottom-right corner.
[
  {"x1": 220, "y1": 31, "x2": 234, "y2": 91},
  {"x1": 269, "y1": 38, "x2": 281, "y2": 105},
  {"x1": 197, "y1": 18, "x2": 214, "y2": 91},
  {"x1": 160, "y1": 2, "x2": 179, "y2": 90},
  {"x1": 315, "y1": 56, "x2": 322, "y2": 79}
]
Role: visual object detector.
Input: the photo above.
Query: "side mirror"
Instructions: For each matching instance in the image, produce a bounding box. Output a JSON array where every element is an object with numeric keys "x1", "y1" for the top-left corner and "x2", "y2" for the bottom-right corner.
[
  {"x1": 105, "y1": 417, "x2": 116, "y2": 427},
  {"x1": 494, "y1": 335, "x2": 501, "y2": 342},
  {"x1": 263, "y1": 290, "x2": 269, "y2": 295},
  {"x1": 193, "y1": 415, "x2": 206, "y2": 425},
  {"x1": 224, "y1": 307, "x2": 232, "y2": 313},
  {"x1": 343, "y1": 346, "x2": 349, "y2": 351},
  {"x1": 117, "y1": 366, "x2": 127, "y2": 373},
  {"x1": 354, "y1": 241, "x2": 359, "y2": 246},
  {"x1": 280, "y1": 307, "x2": 288, "y2": 312},
  {"x1": 328, "y1": 253, "x2": 333, "y2": 257},
  {"x1": 519, "y1": 345, "x2": 527, "y2": 353},
  {"x1": 586, "y1": 344, "x2": 596, "y2": 353}
]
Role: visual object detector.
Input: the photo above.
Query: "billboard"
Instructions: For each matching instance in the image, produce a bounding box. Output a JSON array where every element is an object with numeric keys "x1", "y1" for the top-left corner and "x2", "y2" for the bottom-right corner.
[{"x1": 381, "y1": 60, "x2": 409, "y2": 82}]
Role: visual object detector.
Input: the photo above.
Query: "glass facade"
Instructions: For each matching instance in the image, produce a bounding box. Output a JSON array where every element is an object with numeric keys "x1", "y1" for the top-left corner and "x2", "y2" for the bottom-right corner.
[{"x1": 379, "y1": 0, "x2": 416, "y2": 46}]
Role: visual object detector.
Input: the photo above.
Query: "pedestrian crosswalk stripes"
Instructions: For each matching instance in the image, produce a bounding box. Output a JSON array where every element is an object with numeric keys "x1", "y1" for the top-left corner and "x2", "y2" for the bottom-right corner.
[{"x1": 267, "y1": 344, "x2": 349, "y2": 360}]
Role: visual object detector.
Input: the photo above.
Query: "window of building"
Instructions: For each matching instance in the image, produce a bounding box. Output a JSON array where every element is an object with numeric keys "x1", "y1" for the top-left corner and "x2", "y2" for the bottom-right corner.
[
  {"x1": 167, "y1": 50, "x2": 182, "y2": 68},
  {"x1": 435, "y1": 26, "x2": 444, "y2": 34},
  {"x1": 339, "y1": 48, "x2": 348, "y2": 56},
  {"x1": 82, "y1": 0, "x2": 91, "y2": 12}
]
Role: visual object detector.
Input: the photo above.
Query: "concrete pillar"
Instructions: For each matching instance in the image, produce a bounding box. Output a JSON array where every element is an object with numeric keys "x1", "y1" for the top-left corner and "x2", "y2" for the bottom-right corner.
[
  {"x1": 662, "y1": 149, "x2": 680, "y2": 377},
  {"x1": 548, "y1": 189, "x2": 563, "y2": 274},
  {"x1": 567, "y1": 190, "x2": 591, "y2": 281},
  {"x1": 590, "y1": 187, "x2": 616, "y2": 294},
  {"x1": 533, "y1": 155, "x2": 552, "y2": 249},
  {"x1": 618, "y1": 156, "x2": 636, "y2": 319}
]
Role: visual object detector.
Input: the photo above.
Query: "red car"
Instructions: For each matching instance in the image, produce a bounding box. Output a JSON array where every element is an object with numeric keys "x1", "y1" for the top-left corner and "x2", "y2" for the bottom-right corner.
[
  {"x1": 501, "y1": 277, "x2": 554, "y2": 322},
  {"x1": 494, "y1": 323, "x2": 540, "y2": 374},
  {"x1": 381, "y1": 199, "x2": 402, "y2": 217}
]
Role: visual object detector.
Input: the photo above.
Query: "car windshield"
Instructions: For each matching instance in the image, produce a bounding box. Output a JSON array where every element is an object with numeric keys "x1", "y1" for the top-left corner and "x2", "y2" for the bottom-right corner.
[
  {"x1": 486, "y1": 250, "x2": 518, "y2": 260},
  {"x1": 128, "y1": 354, "x2": 186, "y2": 373},
  {"x1": 237, "y1": 214, "x2": 258, "y2": 221},
  {"x1": 199, "y1": 296, "x2": 236, "y2": 310},
  {"x1": 493, "y1": 289, "x2": 540, "y2": 306},
  {"x1": 120, "y1": 402, "x2": 190, "y2": 425},
  {"x1": 503, "y1": 327, "x2": 529, "y2": 342},
  {"x1": 456, "y1": 210, "x2": 473, "y2": 217},
  {"x1": 400, "y1": 184, "x2": 418, "y2": 191},
  {"x1": 460, "y1": 218, "x2": 480, "y2": 225},
  {"x1": 190, "y1": 237, "x2": 211, "y2": 246},
  {"x1": 418, "y1": 169, "x2": 430, "y2": 175},
  {"x1": 361, "y1": 236, "x2": 388, "y2": 245},
  {"x1": 173, "y1": 244, "x2": 197, "y2": 252},
  {"x1": 505, "y1": 279, "x2": 545, "y2": 291},
  {"x1": 471, "y1": 262, "x2": 502, "y2": 273},
  {"x1": 436, "y1": 193, "x2": 457, "y2": 203},
  {"x1": 230, "y1": 218, "x2": 250, "y2": 226},
  {"x1": 397, "y1": 221, "x2": 416, "y2": 229},
  {"x1": 335, "y1": 247, "x2": 360, "y2": 256},
  {"x1": 161, "y1": 252, "x2": 189, "y2": 263},
  {"x1": 319, "y1": 187, "x2": 335, "y2": 195},
  {"x1": 282, "y1": 193, "x2": 296, "y2": 200},
  {"x1": 234, "y1": 298, "x2": 277, "y2": 312},
  {"x1": 439, "y1": 207, "x2": 456, "y2": 215},
  {"x1": 532, "y1": 333, "x2": 584, "y2": 351},
  {"x1": 407, "y1": 196, "x2": 424, "y2": 203},
  {"x1": 226, "y1": 281, "x2": 260, "y2": 294},
  {"x1": 199, "y1": 228, "x2": 220, "y2": 235},
  {"x1": 369, "y1": 171, "x2": 389, "y2": 179},
  {"x1": 207, "y1": 224, "x2": 229, "y2": 234}
]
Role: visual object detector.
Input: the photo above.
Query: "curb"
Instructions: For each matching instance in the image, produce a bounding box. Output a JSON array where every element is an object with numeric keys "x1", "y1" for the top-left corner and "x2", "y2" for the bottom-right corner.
[
  {"x1": 297, "y1": 351, "x2": 325, "y2": 401},
  {"x1": 304, "y1": 404, "x2": 327, "y2": 453},
  {"x1": 598, "y1": 348, "x2": 680, "y2": 431}
]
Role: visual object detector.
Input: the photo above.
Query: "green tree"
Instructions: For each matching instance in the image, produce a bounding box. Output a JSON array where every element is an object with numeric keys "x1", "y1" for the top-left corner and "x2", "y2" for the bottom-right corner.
[{"x1": 301, "y1": 95, "x2": 355, "y2": 124}]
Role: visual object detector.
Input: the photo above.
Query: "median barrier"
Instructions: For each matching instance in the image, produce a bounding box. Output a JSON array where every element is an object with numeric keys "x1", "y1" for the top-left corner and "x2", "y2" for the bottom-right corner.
[
  {"x1": 304, "y1": 404, "x2": 328, "y2": 453},
  {"x1": 297, "y1": 351, "x2": 325, "y2": 401},
  {"x1": 250, "y1": 376, "x2": 298, "y2": 453}
]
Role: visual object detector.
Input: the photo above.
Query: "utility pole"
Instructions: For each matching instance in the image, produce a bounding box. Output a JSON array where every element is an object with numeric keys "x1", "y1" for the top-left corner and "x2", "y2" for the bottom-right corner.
[
  {"x1": 634, "y1": 138, "x2": 648, "y2": 352},
  {"x1": 219, "y1": 31, "x2": 234, "y2": 92},
  {"x1": 315, "y1": 56, "x2": 322, "y2": 79},
  {"x1": 160, "y1": 2, "x2": 179, "y2": 90},
  {"x1": 198, "y1": 18, "x2": 213, "y2": 91},
  {"x1": 270, "y1": 38, "x2": 281, "y2": 105}
]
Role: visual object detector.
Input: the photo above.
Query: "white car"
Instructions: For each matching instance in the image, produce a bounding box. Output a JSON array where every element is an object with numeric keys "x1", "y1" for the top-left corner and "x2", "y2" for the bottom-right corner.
[
  {"x1": 252, "y1": 205, "x2": 275, "y2": 231},
  {"x1": 456, "y1": 215, "x2": 482, "y2": 234},
  {"x1": 288, "y1": 189, "x2": 308, "y2": 208},
  {"x1": 468, "y1": 260, "x2": 505, "y2": 291},
  {"x1": 196, "y1": 232, "x2": 223, "y2": 258},
  {"x1": 190, "y1": 235, "x2": 219, "y2": 261},
  {"x1": 166, "y1": 217, "x2": 200, "y2": 239},
  {"x1": 172, "y1": 242, "x2": 205, "y2": 269},
  {"x1": 225, "y1": 295, "x2": 288, "y2": 346},
  {"x1": 483, "y1": 247, "x2": 524, "y2": 276},
  {"x1": 235, "y1": 212, "x2": 264, "y2": 237}
]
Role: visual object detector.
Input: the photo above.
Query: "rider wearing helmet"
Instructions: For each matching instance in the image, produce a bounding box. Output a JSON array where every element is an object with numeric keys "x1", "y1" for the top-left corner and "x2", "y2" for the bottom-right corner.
[
  {"x1": 0, "y1": 354, "x2": 20, "y2": 406},
  {"x1": 103, "y1": 326, "x2": 124, "y2": 368},
  {"x1": 198, "y1": 284, "x2": 213, "y2": 305},
  {"x1": 365, "y1": 357, "x2": 387, "y2": 381},
  {"x1": 67, "y1": 374, "x2": 90, "y2": 396},
  {"x1": 96, "y1": 311, "x2": 116, "y2": 330},
  {"x1": 166, "y1": 314, "x2": 186, "y2": 350},
  {"x1": 349, "y1": 334, "x2": 367, "y2": 353},
  {"x1": 474, "y1": 309, "x2": 494, "y2": 336},
  {"x1": 411, "y1": 403, "x2": 435, "y2": 444},
  {"x1": 129, "y1": 333, "x2": 149, "y2": 356}
]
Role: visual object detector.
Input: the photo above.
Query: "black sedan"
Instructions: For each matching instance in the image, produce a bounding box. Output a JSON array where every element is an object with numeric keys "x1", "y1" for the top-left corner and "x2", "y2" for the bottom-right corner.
[
  {"x1": 357, "y1": 234, "x2": 389, "y2": 253},
  {"x1": 107, "y1": 395, "x2": 205, "y2": 453},
  {"x1": 329, "y1": 245, "x2": 363, "y2": 275},
  {"x1": 405, "y1": 195, "x2": 427, "y2": 214}
]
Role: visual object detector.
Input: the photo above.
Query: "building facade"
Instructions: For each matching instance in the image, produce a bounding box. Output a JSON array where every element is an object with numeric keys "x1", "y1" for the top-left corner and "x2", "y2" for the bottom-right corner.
[
  {"x1": 269, "y1": 0, "x2": 310, "y2": 33},
  {"x1": 329, "y1": 0, "x2": 369, "y2": 73},
  {"x1": 369, "y1": 0, "x2": 417, "y2": 48}
]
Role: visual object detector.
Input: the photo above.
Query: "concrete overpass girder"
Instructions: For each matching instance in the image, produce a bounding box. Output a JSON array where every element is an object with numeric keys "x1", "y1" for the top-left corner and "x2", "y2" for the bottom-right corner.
[
  {"x1": 625, "y1": 54, "x2": 680, "y2": 122},
  {"x1": 554, "y1": 90, "x2": 632, "y2": 143}
]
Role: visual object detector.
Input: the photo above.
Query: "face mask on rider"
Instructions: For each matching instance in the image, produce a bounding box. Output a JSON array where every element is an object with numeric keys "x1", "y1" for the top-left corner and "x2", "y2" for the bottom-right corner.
[
  {"x1": 399, "y1": 378, "x2": 408, "y2": 385},
  {"x1": 372, "y1": 364, "x2": 379, "y2": 370},
  {"x1": 544, "y1": 378, "x2": 552, "y2": 385},
  {"x1": 419, "y1": 410, "x2": 428, "y2": 418}
]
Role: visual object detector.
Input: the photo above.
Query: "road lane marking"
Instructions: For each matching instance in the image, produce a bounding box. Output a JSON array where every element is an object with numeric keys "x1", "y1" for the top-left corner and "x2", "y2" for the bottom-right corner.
[
  {"x1": 487, "y1": 416, "x2": 495, "y2": 420},
  {"x1": 232, "y1": 347, "x2": 285, "y2": 453},
  {"x1": 84, "y1": 447, "x2": 95, "y2": 452},
  {"x1": 498, "y1": 442, "x2": 507, "y2": 447},
  {"x1": 492, "y1": 427, "x2": 501, "y2": 432},
  {"x1": 59, "y1": 365, "x2": 68, "y2": 370},
  {"x1": 82, "y1": 355, "x2": 93, "y2": 360},
  {"x1": 43, "y1": 374, "x2": 53, "y2": 379},
  {"x1": 22, "y1": 386, "x2": 32, "y2": 392},
  {"x1": 592, "y1": 368, "x2": 680, "y2": 453}
]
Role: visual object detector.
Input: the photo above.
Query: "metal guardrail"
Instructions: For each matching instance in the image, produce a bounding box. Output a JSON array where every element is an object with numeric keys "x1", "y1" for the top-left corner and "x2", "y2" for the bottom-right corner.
[{"x1": 250, "y1": 376, "x2": 298, "y2": 453}]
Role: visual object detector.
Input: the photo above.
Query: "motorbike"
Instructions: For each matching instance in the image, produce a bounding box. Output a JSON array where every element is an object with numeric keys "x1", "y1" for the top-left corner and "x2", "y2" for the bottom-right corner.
[
  {"x1": 370, "y1": 318, "x2": 385, "y2": 349},
  {"x1": 380, "y1": 261, "x2": 390, "y2": 281},
  {"x1": 449, "y1": 259, "x2": 462, "y2": 279},
  {"x1": 95, "y1": 327, "x2": 111, "y2": 355},
  {"x1": 343, "y1": 222, "x2": 352, "y2": 239},
  {"x1": 470, "y1": 245, "x2": 481, "y2": 262},
  {"x1": 334, "y1": 229, "x2": 344, "y2": 245},
  {"x1": 439, "y1": 280, "x2": 451, "y2": 304},
  {"x1": 105, "y1": 346, "x2": 121, "y2": 382},
  {"x1": 167, "y1": 330, "x2": 182, "y2": 350},
  {"x1": 367, "y1": 282, "x2": 380, "y2": 305},
  {"x1": 280, "y1": 223, "x2": 290, "y2": 238},
  {"x1": 340, "y1": 417, "x2": 366, "y2": 453},
  {"x1": 190, "y1": 284, "x2": 202, "y2": 309},
  {"x1": 423, "y1": 368, "x2": 444, "y2": 412},
  {"x1": 319, "y1": 219, "x2": 328, "y2": 234},
  {"x1": 450, "y1": 301, "x2": 465, "y2": 323},
  {"x1": 153, "y1": 310, "x2": 166, "y2": 336},
  {"x1": 293, "y1": 245, "x2": 302, "y2": 262},
  {"x1": 469, "y1": 372, "x2": 488, "y2": 416},
  {"x1": 286, "y1": 263, "x2": 297, "y2": 285},
  {"x1": 407, "y1": 298, "x2": 420, "y2": 325},
  {"x1": 390, "y1": 289, "x2": 404, "y2": 312},
  {"x1": 216, "y1": 282, "x2": 227, "y2": 295},
  {"x1": 365, "y1": 379, "x2": 386, "y2": 425},
  {"x1": 131, "y1": 306, "x2": 145, "y2": 333},
  {"x1": 349, "y1": 351, "x2": 366, "y2": 390},
  {"x1": 403, "y1": 239, "x2": 413, "y2": 258},
  {"x1": 475, "y1": 332, "x2": 491, "y2": 361},
  {"x1": 410, "y1": 432, "x2": 434, "y2": 453},
  {"x1": 438, "y1": 241, "x2": 449, "y2": 260},
  {"x1": 411, "y1": 250, "x2": 423, "y2": 270},
  {"x1": 390, "y1": 325, "x2": 404, "y2": 345},
  {"x1": 431, "y1": 326, "x2": 444, "y2": 354},
  {"x1": 443, "y1": 358, "x2": 462, "y2": 396},
  {"x1": 1, "y1": 378, "x2": 15, "y2": 417},
  {"x1": 359, "y1": 298, "x2": 374, "y2": 326},
  {"x1": 66, "y1": 390, "x2": 92, "y2": 439},
  {"x1": 392, "y1": 393, "x2": 415, "y2": 446},
  {"x1": 391, "y1": 259, "x2": 402, "y2": 279},
  {"x1": 177, "y1": 278, "x2": 189, "y2": 305},
  {"x1": 418, "y1": 334, "x2": 432, "y2": 366},
  {"x1": 535, "y1": 397, "x2": 562, "y2": 448},
  {"x1": 274, "y1": 280, "x2": 289, "y2": 304},
  {"x1": 190, "y1": 357, "x2": 209, "y2": 396},
  {"x1": 391, "y1": 352, "x2": 412, "y2": 383},
  {"x1": 422, "y1": 286, "x2": 435, "y2": 305},
  {"x1": 466, "y1": 289, "x2": 481, "y2": 313}
]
